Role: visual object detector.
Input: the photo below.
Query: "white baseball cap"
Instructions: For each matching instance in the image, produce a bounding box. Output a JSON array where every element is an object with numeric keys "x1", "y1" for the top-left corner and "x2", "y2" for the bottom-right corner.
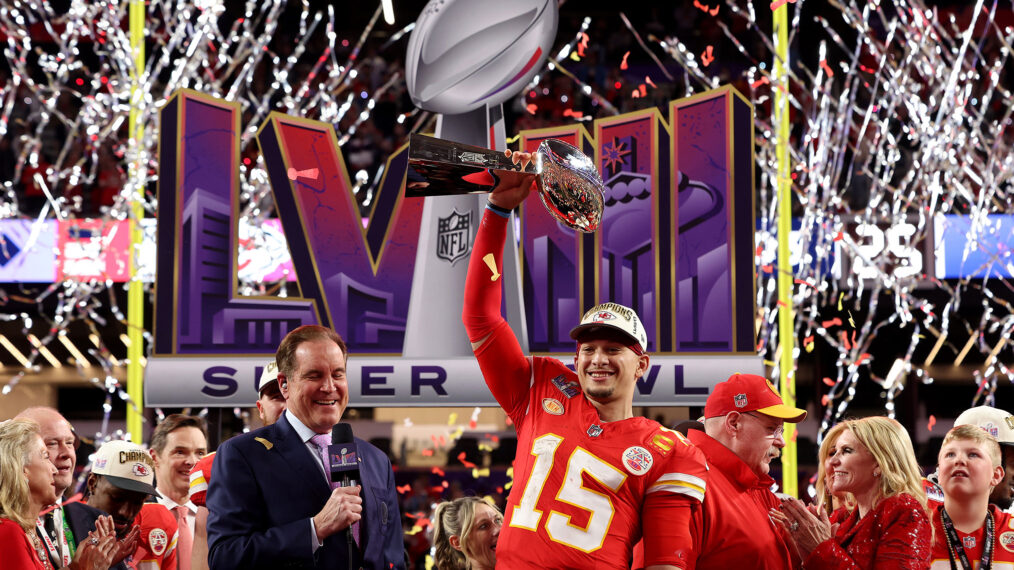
[
  {"x1": 257, "y1": 360, "x2": 280, "y2": 396},
  {"x1": 91, "y1": 440, "x2": 160, "y2": 497},
  {"x1": 955, "y1": 406, "x2": 1014, "y2": 446},
  {"x1": 569, "y1": 302, "x2": 648, "y2": 354}
]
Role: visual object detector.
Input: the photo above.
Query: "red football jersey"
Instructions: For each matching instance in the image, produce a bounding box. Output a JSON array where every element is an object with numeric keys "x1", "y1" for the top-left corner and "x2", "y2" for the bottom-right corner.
[
  {"x1": 188, "y1": 451, "x2": 216, "y2": 508},
  {"x1": 494, "y1": 356, "x2": 708, "y2": 569},
  {"x1": 930, "y1": 504, "x2": 1014, "y2": 569},
  {"x1": 128, "y1": 503, "x2": 179, "y2": 570}
]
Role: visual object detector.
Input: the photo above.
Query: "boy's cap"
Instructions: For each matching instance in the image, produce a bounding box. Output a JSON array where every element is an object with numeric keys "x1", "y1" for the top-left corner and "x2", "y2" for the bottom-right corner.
[{"x1": 954, "y1": 406, "x2": 1014, "y2": 446}]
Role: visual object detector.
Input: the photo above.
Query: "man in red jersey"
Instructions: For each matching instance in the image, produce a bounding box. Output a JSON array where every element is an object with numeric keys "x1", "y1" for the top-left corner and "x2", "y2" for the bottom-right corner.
[
  {"x1": 688, "y1": 374, "x2": 805, "y2": 569},
  {"x1": 85, "y1": 439, "x2": 179, "y2": 570},
  {"x1": 463, "y1": 160, "x2": 709, "y2": 569},
  {"x1": 930, "y1": 424, "x2": 1014, "y2": 568}
]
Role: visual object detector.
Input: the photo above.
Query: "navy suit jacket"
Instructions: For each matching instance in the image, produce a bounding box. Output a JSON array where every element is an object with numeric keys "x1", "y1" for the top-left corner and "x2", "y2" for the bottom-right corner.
[{"x1": 206, "y1": 415, "x2": 404, "y2": 569}]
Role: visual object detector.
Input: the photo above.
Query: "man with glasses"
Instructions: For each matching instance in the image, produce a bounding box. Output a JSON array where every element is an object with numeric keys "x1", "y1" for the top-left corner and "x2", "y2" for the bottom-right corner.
[{"x1": 645, "y1": 374, "x2": 807, "y2": 569}]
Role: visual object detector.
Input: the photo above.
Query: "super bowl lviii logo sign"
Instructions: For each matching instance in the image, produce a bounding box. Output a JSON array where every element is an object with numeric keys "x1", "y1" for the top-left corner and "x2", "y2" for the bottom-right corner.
[{"x1": 146, "y1": 86, "x2": 761, "y2": 407}]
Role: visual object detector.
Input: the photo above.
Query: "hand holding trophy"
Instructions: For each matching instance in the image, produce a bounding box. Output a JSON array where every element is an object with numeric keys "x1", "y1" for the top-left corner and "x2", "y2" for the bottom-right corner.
[{"x1": 406, "y1": 134, "x2": 605, "y2": 232}]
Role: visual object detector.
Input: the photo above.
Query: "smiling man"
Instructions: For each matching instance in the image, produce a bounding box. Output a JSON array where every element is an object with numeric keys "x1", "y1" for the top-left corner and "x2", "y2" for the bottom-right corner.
[
  {"x1": 149, "y1": 413, "x2": 207, "y2": 570},
  {"x1": 463, "y1": 167, "x2": 710, "y2": 569},
  {"x1": 206, "y1": 325, "x2": 404, "y2": 569},
  {"x1": 677, "y1": 373, "x2": 807, "y2": 570}
]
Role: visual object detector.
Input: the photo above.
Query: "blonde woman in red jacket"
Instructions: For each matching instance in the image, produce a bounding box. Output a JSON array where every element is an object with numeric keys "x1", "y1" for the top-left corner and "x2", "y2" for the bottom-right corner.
[{"x1": 773, "y1": 416, "x2": 932, "y2": 569}]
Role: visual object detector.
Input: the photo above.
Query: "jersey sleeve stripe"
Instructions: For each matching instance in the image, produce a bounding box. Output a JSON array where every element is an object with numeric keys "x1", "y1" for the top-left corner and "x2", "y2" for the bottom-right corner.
[
  {"x1": 647, "y1": 481, "x2": 705, "y2": 502},
  {"x1": 189, "y1": 475, "x2": 207, "y2": 494},
  {"x1": 653, "y1": 472, "x2": 706, "y2": 490}
]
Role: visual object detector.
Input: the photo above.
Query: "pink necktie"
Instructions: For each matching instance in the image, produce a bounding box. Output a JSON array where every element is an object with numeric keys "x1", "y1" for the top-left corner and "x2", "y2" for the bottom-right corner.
[
  {"x1": 173, "y1": 505, "x2": 193, "y2": 570},
  {"x1": 310, "y1": 433, "x2": 360, "y2": 546}
]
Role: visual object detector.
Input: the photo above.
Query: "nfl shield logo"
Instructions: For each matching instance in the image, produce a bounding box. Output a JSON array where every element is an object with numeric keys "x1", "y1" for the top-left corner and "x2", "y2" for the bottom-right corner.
[
  {"x1": 436, "y1": 209, "x2": 472, "y2": 264},
  {"x1": 734, "y1": 393, "x2": 748, "y2": 408}
]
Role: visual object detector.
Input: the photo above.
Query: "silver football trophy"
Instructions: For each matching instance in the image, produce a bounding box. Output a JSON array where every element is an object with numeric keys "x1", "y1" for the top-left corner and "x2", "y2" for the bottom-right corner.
[
  {"x1": 401, "y1": 0, "x2": 558, "y2": 356},
  {"x1": 407, "y1": 134, "x2": 604, "y2": 233}
]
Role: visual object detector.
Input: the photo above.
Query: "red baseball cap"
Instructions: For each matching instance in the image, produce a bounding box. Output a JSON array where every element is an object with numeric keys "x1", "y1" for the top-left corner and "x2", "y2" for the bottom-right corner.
[{"x1": 704, "y1": 373, "x2": 806, "y2": 422}]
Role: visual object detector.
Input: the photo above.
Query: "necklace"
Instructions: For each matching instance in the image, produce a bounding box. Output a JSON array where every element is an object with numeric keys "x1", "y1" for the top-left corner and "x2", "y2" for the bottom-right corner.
[
  {"x1": 940, "y1": 506, "x2": 993, "y2": 570},
  {"x1": 25, "y1": 529, "x2": 55, "y2": 570}
]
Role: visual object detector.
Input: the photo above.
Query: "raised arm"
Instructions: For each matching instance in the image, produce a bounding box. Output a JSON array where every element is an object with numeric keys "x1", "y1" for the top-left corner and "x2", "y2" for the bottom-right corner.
[{"x1": 462, "y1": 160, "x2": 537, "y2": 417}]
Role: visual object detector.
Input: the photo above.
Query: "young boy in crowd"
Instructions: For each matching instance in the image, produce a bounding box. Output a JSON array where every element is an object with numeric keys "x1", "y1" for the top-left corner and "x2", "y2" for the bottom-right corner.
[{"x1": 931, "y1": 425, "x2": 1014, "y2": 569}]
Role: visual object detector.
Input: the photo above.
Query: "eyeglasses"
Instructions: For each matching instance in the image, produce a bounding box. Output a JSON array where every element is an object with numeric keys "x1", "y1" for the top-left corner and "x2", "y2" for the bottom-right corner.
[{"x1": 741, "y1": 412, "x2": 785, "y2": 439}]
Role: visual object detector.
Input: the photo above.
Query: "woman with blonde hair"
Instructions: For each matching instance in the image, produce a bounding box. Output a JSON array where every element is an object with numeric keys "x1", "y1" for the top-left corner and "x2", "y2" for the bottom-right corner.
[
  {"x1": 775, "y1": 416, "x2": 932, "y2": 569},
  {"x1": 814, "y1": 422, "x2": 854, "y2": 522},
  {"x1": 431, "y1": 496, "x2": 502, "y2": 570},
  {"x1": 0, "y1": 418, "x2": 116, "y2": 570}
]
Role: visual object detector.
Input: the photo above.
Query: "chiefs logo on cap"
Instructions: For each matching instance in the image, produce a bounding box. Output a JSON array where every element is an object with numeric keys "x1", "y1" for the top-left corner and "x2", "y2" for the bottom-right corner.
[
  {"x1": 149, "y1": 528, "x2": 168, "y2": 555},
  {"x1": 132, "y1": 463, "x2": 150, "y2": 477},
  {"x1": 593, "y1": 311, "x2": 616, "y2": 321}
]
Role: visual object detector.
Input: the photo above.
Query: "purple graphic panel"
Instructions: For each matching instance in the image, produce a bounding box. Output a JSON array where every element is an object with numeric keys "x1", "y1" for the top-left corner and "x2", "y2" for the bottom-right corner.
[
  {"x1": 519, "y1": 127, "x2": 594, "y2": 352},
  {"x1": 671, "y1": 87, "x2": 755, "y2": 353},
  {"x1": 154, "y1": 92, "x2": 318, "y2": 355},
  {"x1": 594, "y1": 110, "x2": 671, "y2": 352},
  {"x1": 257, "y1": 114, "x2": 423, "y2": 352}
]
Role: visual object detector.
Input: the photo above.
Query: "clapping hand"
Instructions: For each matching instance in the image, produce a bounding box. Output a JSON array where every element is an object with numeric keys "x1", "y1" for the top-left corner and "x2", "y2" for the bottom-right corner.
[
  {"x1": 66, "y1": 528, "x2": 116, "y2": 570},
  {"x1": 770, "y1": 497, "x2": 838, "y2": 560}
]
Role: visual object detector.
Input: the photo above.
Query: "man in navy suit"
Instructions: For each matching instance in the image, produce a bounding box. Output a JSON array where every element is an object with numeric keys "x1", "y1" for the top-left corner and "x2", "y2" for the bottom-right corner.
[{"x1": 206, "y1": 325, "x2": 404, "y2": 569}]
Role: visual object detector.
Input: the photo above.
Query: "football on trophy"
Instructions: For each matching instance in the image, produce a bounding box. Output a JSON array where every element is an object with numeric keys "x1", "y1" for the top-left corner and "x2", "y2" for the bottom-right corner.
[{"x1": 405, "y1": 0, "x2": 557, "y2": 114}]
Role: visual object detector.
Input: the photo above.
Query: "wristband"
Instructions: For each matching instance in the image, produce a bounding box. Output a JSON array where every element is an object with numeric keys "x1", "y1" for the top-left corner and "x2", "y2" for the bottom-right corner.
[{"x1": 485, "y1": 200, "x2": 512, "y2": 218}]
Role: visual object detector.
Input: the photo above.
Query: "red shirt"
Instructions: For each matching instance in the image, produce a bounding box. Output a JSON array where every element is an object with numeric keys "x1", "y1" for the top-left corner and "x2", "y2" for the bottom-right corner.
[
  {"x1": 188, "y1": 452, "x2": 216, "y2": 508},
  {"x1": 129, "y1": 503, "x2": 179, "y2": 570},
  {"x1": 0, "y1": 518, "x2": 47, "y2": 570},
  {"x1": 637, "y1": 430, "x2": 798, "y2": 570},
  {"x1": 490, "y1": 355, "x2": 709, "y2": 569},
  {"x1": 930, "y1": 504, "x2": 1014, "y2": 569},
  {"x1": 806, "y1": 493, "x2": 931, "y2": 569},
  {"x1": 464, "y1": 209, "x2": 708, "y2": 568}
]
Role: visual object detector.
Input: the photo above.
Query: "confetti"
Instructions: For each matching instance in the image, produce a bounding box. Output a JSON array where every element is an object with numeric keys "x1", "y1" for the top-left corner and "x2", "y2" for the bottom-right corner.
[
  {"x1": 819, "y1": 59, "x2": 834, "y2": 78},
  {"x1": 458, "y1": 452, "x2": 477, "y2": 469},
  {"x1": 701, "y1": 45, "x2": 715, "y2": 67},
  {"x1": 927, "y1": 415, "x2": 937, "y2": 432},
  {"x1": 751, "y1": 76, "x2": 770, "y2": 89},
  {"x1": 620, "y1": 50, "x2": 630, "y2": 70}
]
